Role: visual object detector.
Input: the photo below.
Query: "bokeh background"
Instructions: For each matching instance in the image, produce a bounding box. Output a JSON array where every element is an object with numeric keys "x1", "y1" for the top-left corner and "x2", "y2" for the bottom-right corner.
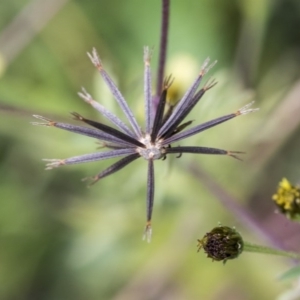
[{"x1": 1, "y1": 0, "x2": 300, "y2": 299}]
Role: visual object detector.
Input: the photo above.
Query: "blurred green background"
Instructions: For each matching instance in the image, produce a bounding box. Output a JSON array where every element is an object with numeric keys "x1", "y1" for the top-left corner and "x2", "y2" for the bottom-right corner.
[{"x1": 1, "y1": 0, "x2": 300, "y2": 299}]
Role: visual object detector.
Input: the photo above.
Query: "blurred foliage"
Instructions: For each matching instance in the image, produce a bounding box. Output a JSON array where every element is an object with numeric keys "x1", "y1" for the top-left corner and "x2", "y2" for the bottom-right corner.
[{"x1": 1, "y1": 0, "x2": 300, "y2": 299}]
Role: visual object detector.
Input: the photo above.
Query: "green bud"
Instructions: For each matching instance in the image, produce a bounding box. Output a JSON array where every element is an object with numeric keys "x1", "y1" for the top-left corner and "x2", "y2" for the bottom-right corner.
[{"x1": 197, "y1": 226, "x2": 244, "y2": 264}]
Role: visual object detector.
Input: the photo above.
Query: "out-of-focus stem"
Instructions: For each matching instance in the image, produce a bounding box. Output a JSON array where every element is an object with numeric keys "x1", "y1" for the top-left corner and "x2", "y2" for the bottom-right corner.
[
  {"x1": 244, "y1": 242, "x2": 300, "y2": 260},
  {"x1": 185, "y1": 162, "x2": 288, "y2": 251},
  {"x1": 0, "y1": 0, "x2": 69, "y2": 72}
]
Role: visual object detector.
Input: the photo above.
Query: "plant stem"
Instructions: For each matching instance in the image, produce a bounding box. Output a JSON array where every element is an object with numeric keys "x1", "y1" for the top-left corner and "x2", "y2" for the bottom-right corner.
[
  {"x1": 156, "y1": 0, "x2": 170, "y2": 98},
  {"x1": 244, "y1": 242, "x2": 300, "y2": 260}
]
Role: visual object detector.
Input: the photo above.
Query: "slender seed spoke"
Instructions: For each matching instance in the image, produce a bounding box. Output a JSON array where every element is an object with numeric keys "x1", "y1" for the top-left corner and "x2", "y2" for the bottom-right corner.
[
  {"x1": 88, "y1": 48, "x2": 142, "y2": 138},
  {"x1": 83, "y1": 153, "x2": 140, "y2": 186},
  {"x1": 165, "y1": 146, "x2": 244, "y2": 161},
  {"x1": 151, "y1": 76, "x2": 173, "y2": 143},
  {"x1": 32, "y1": 115, "x2": 133, "y2": 147},
  {"x1": 161, "y1": 79, "x2": 217, "y2": 140},
  {"x1": 158, "y1": 58, "x2": 217, "y2": 137},
  {"x1": 161, "y1": 102, "x2": 258, "y2": 146},
  {"x1": 78, "y1": 87, "x2": 135, "y2": 137},
  {"x1": 43, "y1": 148, "x2": 136, "y2": 170},
  {"x1": 143, "y1": 159, "x2": 154, "y2": 243},
  {"x1": 71, "y1": 112, "x2": 145, "y2": 148}
]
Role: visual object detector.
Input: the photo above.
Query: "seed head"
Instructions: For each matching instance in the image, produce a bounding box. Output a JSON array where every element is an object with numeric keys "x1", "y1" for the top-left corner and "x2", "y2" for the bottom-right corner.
[
  {"x1": 32, "y1": 47, "x2": 258, "y2": 241},
  {"x1": 197, "y1": 225, "x2": 244, "y2": 264}
]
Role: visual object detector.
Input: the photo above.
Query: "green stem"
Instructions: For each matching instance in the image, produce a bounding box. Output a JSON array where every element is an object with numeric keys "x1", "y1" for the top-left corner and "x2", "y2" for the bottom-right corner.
[{"x1": 244, "y1": 242, "x2": 300, "y2": 260}]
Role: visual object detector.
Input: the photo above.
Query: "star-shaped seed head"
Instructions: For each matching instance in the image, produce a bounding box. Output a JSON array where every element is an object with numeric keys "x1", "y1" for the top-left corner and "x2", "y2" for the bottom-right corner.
[{"x1": 32, "y1": 47, "x2": 258, "y2": 242}]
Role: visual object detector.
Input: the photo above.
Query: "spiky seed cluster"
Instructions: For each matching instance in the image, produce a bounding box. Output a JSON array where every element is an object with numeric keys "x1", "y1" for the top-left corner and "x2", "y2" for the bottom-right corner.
[
  {"x1": 32, "y1": 47, "x2": 258, "y2": 242},
  {"x1": 197, "y1": 225, "x2": 244, "y2": 264},
  {"x1": 272, "y1": 178, "x2": 300, "y2": 220}
]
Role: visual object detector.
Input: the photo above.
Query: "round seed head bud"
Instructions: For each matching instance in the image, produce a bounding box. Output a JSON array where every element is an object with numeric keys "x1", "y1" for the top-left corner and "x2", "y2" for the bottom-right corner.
[{"x1": 197, "y1": 226, "x2": 244, "y2": 263}]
